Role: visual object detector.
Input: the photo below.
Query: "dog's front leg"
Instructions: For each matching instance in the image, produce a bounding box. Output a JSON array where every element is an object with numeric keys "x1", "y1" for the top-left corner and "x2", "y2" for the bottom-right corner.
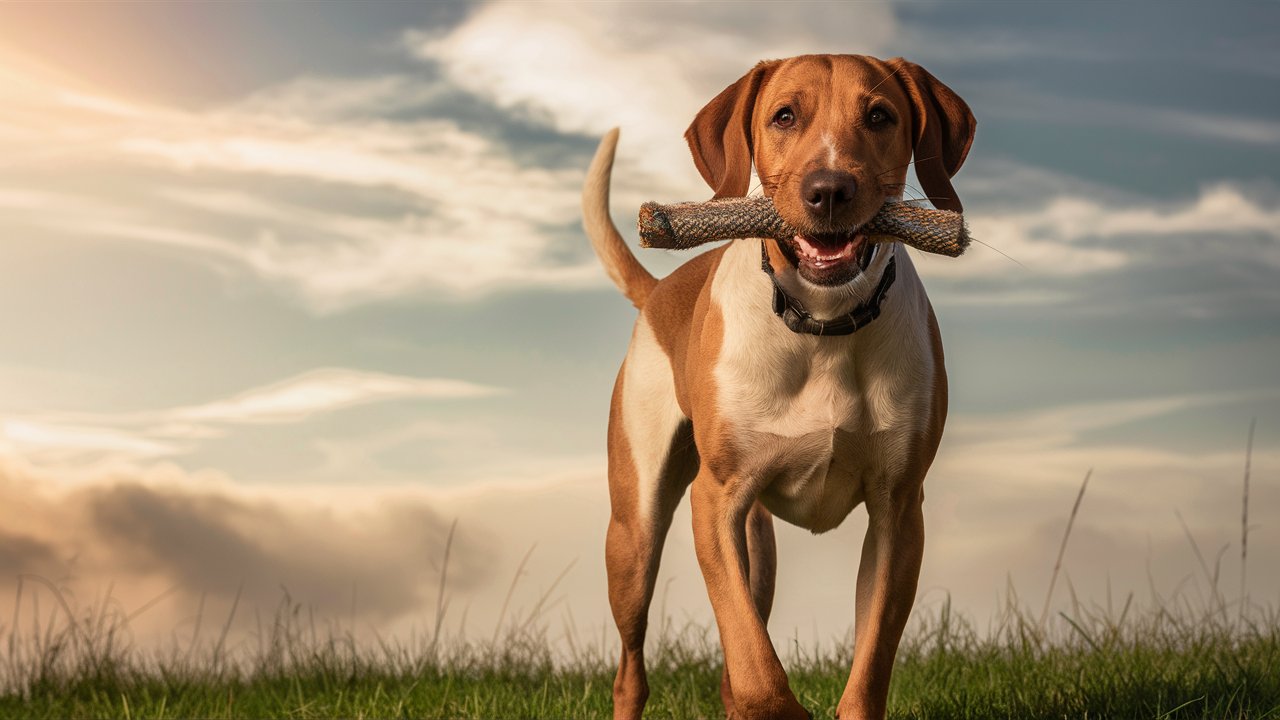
[
  {"x1": 836, "y1": 482, "x2": 926, "y2": 720},
  {"x1": 692, "y1": 472, "x2": 807, "y2": 720},
  {"x1": 720, "y1": 501, "x2": 778, "y2": 716}
]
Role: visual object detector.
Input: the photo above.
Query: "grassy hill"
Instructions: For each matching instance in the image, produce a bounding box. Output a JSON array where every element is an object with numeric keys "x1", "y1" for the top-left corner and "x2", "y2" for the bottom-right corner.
[{"x1": 2, "y1": 587, "x2": 1276, "y2": 719}]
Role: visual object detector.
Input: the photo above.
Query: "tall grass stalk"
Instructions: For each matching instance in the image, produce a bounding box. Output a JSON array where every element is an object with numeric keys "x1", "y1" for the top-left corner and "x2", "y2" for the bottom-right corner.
[
  {"x1": 431, "y1": 518, "x2": 458, "y2": 658},
  {"x1": 2, "y1": 563, "x2": 1276, "y2": 719},
  {"x1": 1242, "y1": 417, "x2": 1255, "y2": 622},
  {"x1": 1039, "y1": 468, "x2": 1091, "y2": 630}
]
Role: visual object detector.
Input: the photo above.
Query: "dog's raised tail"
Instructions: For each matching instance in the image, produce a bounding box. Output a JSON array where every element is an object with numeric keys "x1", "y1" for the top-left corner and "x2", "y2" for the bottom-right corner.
[{"x1": 583, "y1": 129, "x2": 657, "y2": 309}]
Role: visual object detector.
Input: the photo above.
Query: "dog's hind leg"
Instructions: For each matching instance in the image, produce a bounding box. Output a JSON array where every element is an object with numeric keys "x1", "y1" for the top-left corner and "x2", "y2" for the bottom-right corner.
[
  {"x1": 605, "y1": 320, "x2": 694, "y2": 720},
  {"x1": 720, "y1": 501, "x2": 777, "y2": 717}
]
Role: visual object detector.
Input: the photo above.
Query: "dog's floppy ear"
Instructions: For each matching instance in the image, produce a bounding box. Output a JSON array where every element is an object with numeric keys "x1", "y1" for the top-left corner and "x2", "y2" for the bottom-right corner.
[
  {"x1": 685, "y1": 61, "x2": 777, "y2": 199},
  {"x1": 891, "y1": 59, "x2": 976, "y2": 213}
]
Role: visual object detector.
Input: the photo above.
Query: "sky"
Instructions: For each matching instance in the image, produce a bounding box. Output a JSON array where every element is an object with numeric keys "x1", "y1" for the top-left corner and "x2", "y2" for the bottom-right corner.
[{"x1": 1, "y1": 1, "x2": 1278, "y2": 656}]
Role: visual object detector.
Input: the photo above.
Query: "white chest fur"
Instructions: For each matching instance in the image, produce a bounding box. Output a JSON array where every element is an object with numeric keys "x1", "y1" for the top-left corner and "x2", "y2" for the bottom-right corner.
[{"x1": 709, "y1": 240, "x2": 937, "y2": 532}]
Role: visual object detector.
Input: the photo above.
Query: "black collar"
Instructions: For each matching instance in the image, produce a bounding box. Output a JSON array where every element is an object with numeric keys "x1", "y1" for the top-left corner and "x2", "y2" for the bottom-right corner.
[{"x1": 760, "y1": 240, "x2": 896, "y2": 337}]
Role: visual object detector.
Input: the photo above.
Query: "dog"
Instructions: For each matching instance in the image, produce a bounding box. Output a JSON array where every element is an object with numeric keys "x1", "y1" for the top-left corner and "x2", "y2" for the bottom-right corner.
[{"x1": 582, "y1": 54, "x2": 975, "y2": 720}]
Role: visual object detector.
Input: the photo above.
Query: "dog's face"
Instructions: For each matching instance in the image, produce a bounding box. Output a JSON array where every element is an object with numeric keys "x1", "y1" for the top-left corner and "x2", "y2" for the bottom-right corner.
[{"x1": 686, "y1": 54, "x2": 975, "y2": 285}]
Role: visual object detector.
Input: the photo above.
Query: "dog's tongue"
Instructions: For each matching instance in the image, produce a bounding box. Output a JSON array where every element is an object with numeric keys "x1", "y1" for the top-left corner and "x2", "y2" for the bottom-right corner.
[{"x1": 794, "y1": 233, "x2": 865, "y2": 263}]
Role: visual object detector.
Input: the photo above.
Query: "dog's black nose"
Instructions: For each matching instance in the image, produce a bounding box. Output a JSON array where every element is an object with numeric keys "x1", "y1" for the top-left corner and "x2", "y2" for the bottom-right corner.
[{"x1": 801, "y1": 170, "x2": 858, "y2": 216}]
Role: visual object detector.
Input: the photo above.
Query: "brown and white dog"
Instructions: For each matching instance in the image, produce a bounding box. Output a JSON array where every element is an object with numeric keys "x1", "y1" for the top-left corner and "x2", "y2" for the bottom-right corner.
[{"x1": 582, "y1": 54, "x2": 974, "y2": 720}]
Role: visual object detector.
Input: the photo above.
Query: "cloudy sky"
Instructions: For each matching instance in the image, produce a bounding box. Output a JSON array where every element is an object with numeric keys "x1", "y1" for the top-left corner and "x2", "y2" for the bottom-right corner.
[{"x1": 1, "y1": 2, "x2": 1277, "y2": 654}]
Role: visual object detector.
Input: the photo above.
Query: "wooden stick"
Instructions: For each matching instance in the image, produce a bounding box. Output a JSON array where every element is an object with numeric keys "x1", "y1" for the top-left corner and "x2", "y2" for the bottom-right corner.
[{"x1": 638, "y1": 196, "x2": 970, "y2": 257}]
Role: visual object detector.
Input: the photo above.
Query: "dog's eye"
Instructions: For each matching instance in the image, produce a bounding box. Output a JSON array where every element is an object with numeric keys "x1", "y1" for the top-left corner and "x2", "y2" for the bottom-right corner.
[
  {"x1": 772, "y1": 107, "x2": 796, "y2": 129},
  {"x1": 867, "y1": 108, "x2": 891, "y2": 126}
]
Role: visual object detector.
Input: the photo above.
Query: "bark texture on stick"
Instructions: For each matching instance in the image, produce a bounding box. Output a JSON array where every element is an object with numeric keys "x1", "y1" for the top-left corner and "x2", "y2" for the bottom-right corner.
[{"x1": 638, "y1": 196, "x2": 970, "y2": 257}]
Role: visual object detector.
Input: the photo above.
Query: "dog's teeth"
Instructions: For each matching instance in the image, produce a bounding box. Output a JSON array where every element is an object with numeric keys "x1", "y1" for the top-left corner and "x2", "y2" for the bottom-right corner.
[{"x1": 794, "y1": 234, "x2": 863, "y2": 264}]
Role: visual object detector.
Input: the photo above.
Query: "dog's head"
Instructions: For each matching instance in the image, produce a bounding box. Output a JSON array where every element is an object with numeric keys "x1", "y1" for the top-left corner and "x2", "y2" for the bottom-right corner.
[{"x1": 685, "y1": 54, "x2": 975, "y2": 285}]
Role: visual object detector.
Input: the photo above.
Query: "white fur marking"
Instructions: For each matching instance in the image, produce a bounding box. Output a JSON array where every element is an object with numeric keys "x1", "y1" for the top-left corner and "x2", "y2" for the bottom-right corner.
[
  {"x1": 823, "y1": 131, "x2": 839, "y2": 167},
  {"x1": 708, "y1": 240, "x2": 936, "y2": 530},
  {"x1": 620, "y1": 316, "x2": 685, "y2": 524}
]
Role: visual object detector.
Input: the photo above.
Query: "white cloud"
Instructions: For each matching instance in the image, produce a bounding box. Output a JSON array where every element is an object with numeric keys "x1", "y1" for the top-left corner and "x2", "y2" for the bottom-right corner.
[
  {"x1": 982, "y1": 87, "x2": 1280, "y2": 146},
  {"x1": 130, "y1": 186, "x2": 603, "y2": 310},
  {"x1": 0, "y1": 59, "x2": 605, "y2": 312},
  {"x1": 0, "y1": 419, "x2": 177, "y2": 461},
  {"x1": 0, "y1": 456, "x2": 496, "y2": 645},
  {"x1": 173, "y1": 368, "x2": 499, "y2": 424},
  {"x1": 917, "y1": 182, "x2": 1280, "y2": 281},
  {"x1": 0, "y1": 368, "x2": 501, "y2": 464},
  {"x1": 929, "y1": 390, "x2": 1280, "y2": 513},
  {"x1": 897, "y1": 26, "x2": 1129, "y2": 64},
  {"x1": 4, "y1": 7, "x2": 1275, "y2": 313},
  {"x1": 229, "y1": 74, "x2": 450, "y2": 121},
  {"x1": 114, "y1": 115, "x2": 608, "y2": 309},
  {"x1": 946, "y1": 391, "x2": 1250, "y2": 448},
  {"x1": 1151, "y1": 106, "x2": 1280, "y2": 146},
  {"x1": 1081, "y1": 183, "x2": 1280, "y2": 238},
  {"x1": 2, "y1": 389, "x2": 1277, "y2": 656},
  {"x1": 412, "y1": 0, "x2": 897, "y2": 193},
  {"x1": 941, "y1": 288, "x2": 1076, "y2": 307},
  {"x1": 0, "y1": 189, "x2": 65, "y2": 209},
  {"x1": 916, "y1": 210, "x2": 1129, "y2": 278}
]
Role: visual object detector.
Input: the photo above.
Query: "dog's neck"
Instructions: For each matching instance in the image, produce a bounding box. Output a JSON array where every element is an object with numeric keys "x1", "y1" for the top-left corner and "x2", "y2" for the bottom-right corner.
[
  {"x1": 750, "y1": 188, "x2": 903, "y2": 321},
  {"x1": 767, "y1": 242, "x2": 897, "y2": 321}
]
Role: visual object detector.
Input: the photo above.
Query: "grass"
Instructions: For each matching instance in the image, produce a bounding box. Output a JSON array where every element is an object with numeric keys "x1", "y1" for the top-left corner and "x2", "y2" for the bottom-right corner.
[
  {"x1": 2, "y1": 430, "x2": 1273, "y2": 718},
  {"x1": 1, "y1": 582, "x2": 1277, "y2": 720}
]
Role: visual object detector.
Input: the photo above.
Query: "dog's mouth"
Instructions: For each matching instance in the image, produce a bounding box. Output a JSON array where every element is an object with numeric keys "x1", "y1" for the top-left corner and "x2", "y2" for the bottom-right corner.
[{"x1": 784, "y1": 231, "x2": 874, "y2": 285}]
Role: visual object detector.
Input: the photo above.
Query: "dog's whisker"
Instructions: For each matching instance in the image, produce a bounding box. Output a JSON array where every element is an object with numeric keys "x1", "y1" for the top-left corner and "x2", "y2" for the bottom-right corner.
[
  {"x1": 876, "y1": 163, "x2": 914, "y2": 178},
  {"x1": 886, "y1": 181, "x2": 930, "y2": 200},
  {"x1": 972, "y1": 238, "x2": 1027, "y2": 269},
  {"x1": 882, "y1": 182, "x2": 953, "y2": 204},
  {"x1": 869, "y1": 63, "x2": 904, "y2": 94},
  {"x1": 876, "y1": 155, "x2": 940, "y2": 178}
]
